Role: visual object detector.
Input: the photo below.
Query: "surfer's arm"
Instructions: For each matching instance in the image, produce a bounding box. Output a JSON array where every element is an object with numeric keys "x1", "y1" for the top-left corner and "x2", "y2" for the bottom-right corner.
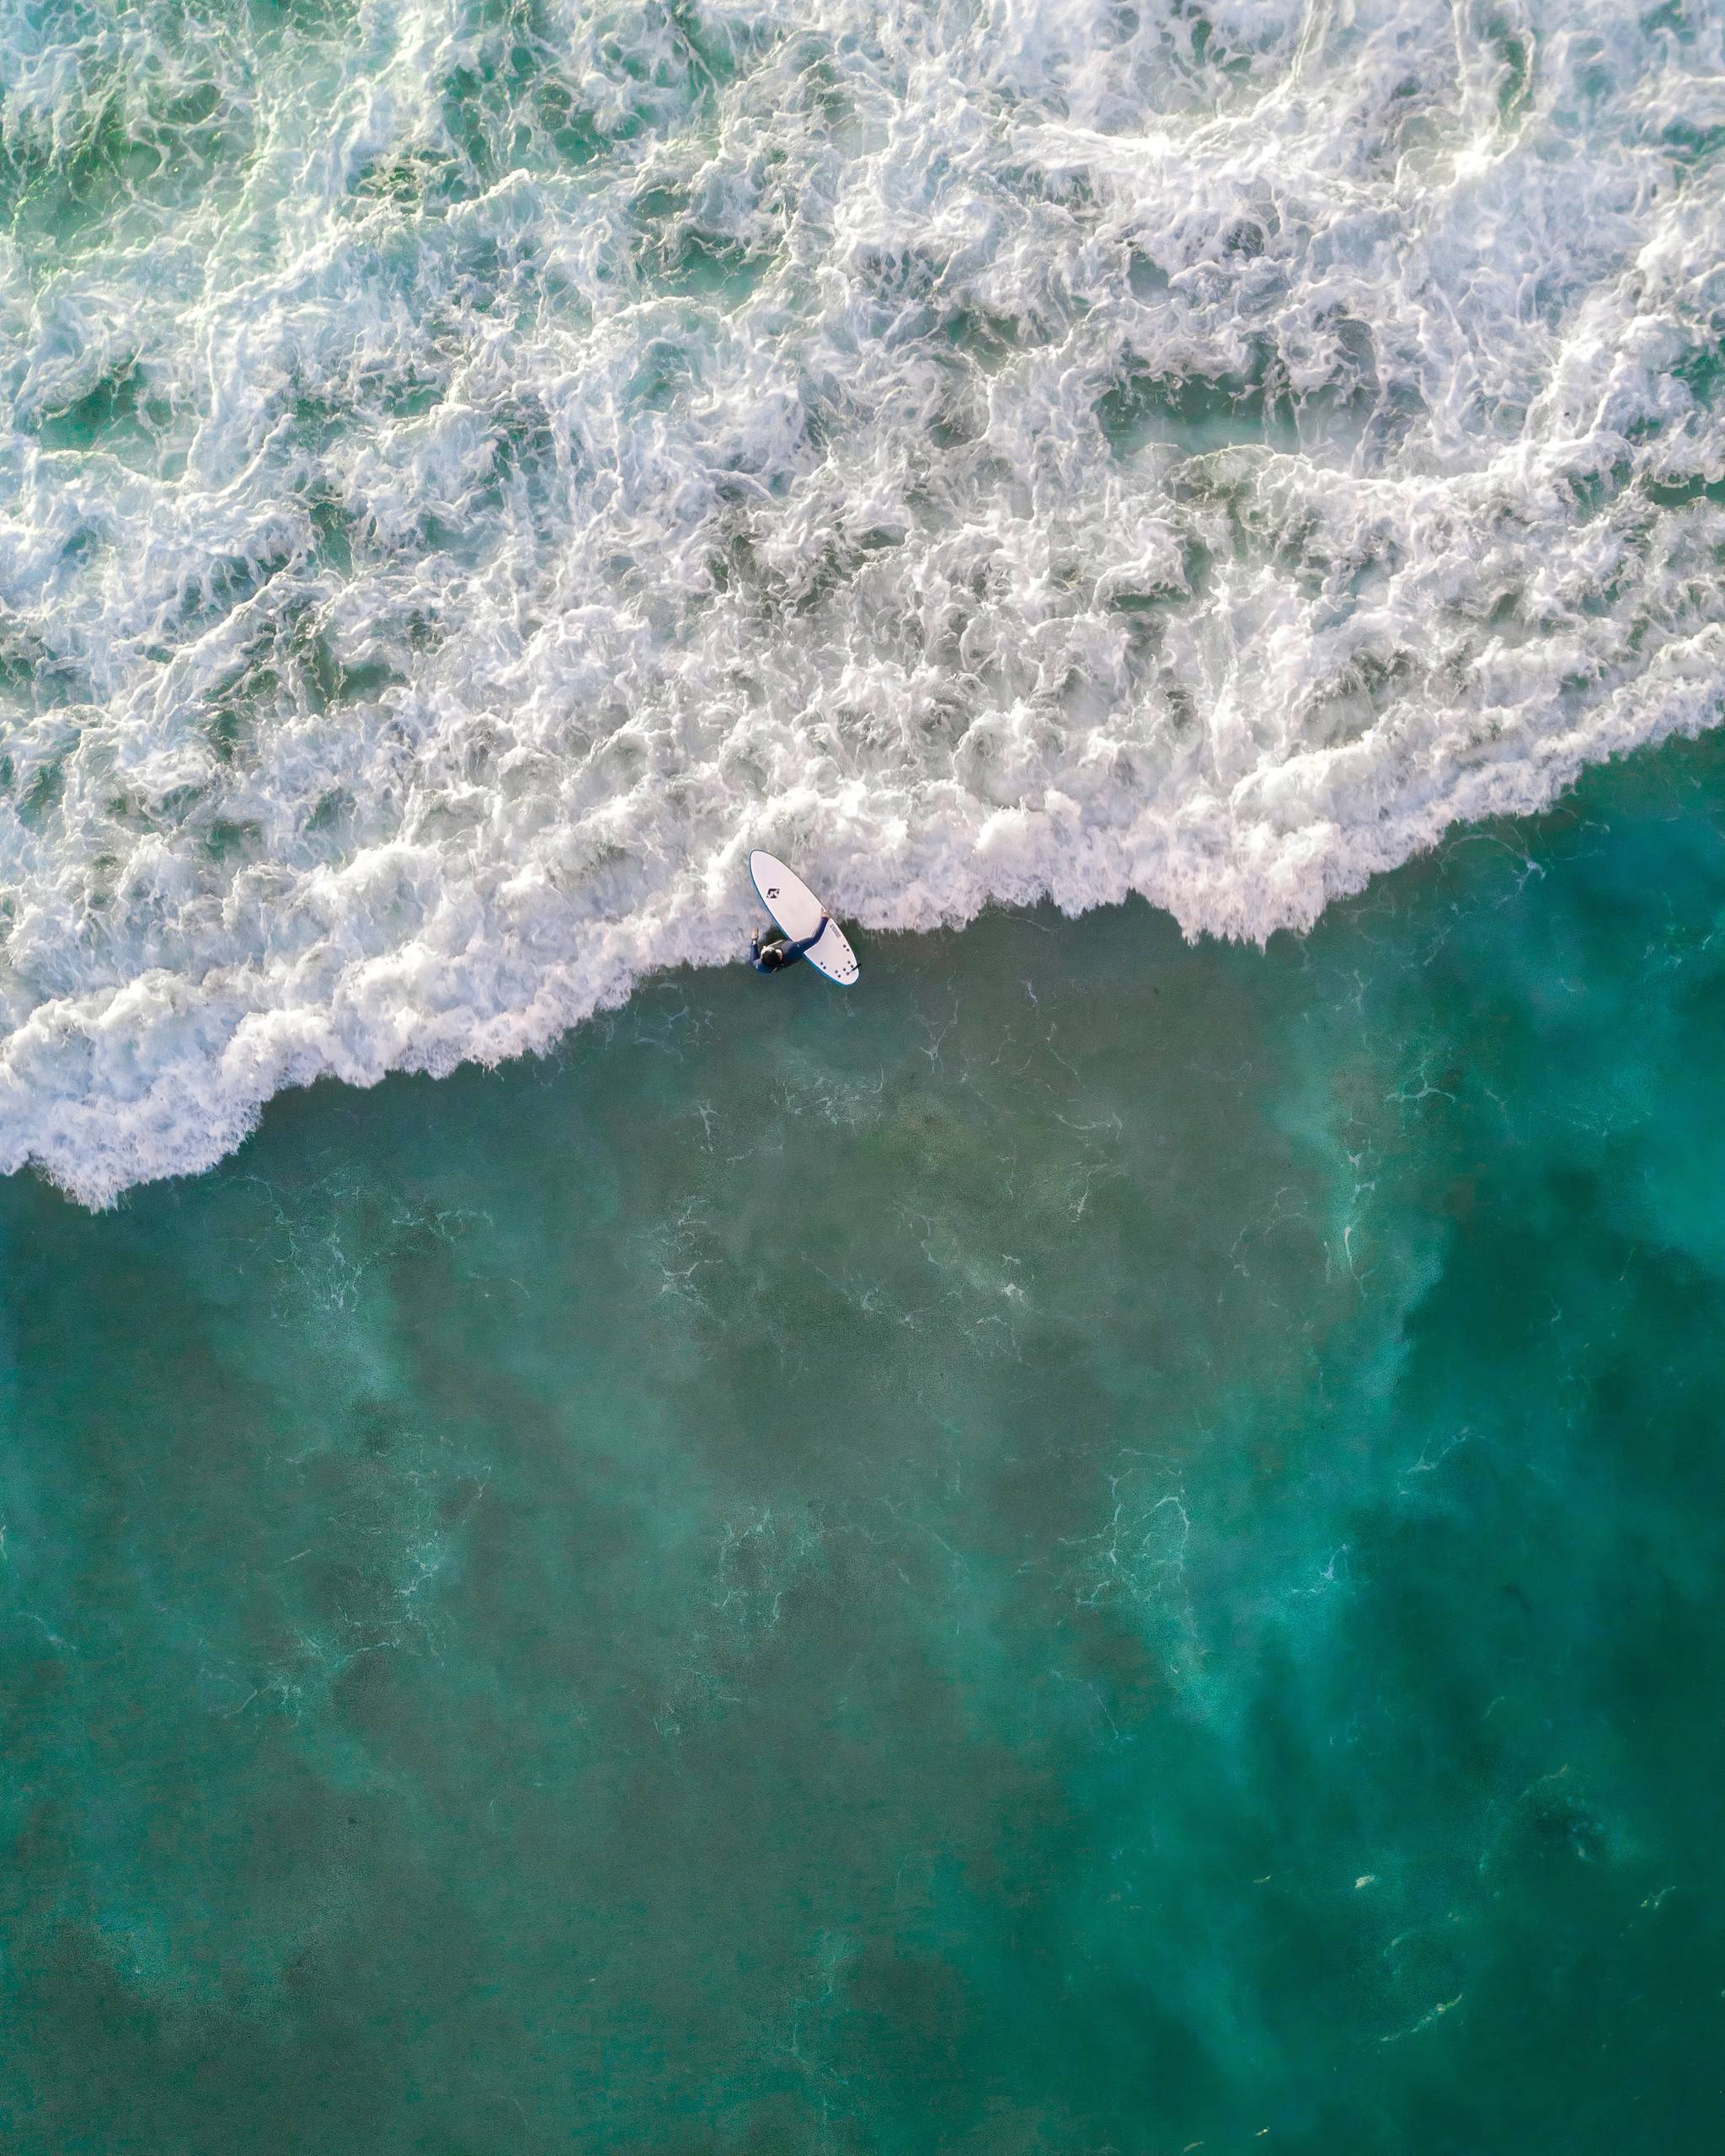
[{"x1": 778, "y1": 915, "x2": 830, "y2": 965}]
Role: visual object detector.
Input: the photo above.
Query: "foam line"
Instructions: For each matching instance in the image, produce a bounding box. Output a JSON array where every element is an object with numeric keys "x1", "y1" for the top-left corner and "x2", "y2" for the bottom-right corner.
[{"x1": 3, "y1": 1, "x2": 1724, "y2": 1202}]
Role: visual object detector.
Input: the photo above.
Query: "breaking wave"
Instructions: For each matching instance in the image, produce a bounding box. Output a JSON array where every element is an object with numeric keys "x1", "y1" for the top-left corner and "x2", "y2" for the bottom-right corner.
[{"x1": 3, "y1": 0, "x2": 1724, "y2": 1202}]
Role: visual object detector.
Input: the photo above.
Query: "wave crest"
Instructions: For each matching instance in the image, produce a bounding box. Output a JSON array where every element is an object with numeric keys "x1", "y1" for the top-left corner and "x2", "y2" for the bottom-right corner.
[{"x1": 4, "y1": 0, "x2": 1725, "y2": 1201}]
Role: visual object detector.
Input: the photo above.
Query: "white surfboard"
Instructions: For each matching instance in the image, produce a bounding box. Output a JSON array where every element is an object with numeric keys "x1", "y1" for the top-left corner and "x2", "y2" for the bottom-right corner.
[{"x1": 748, "y1": 851, "x2": 859, "y2": 986}]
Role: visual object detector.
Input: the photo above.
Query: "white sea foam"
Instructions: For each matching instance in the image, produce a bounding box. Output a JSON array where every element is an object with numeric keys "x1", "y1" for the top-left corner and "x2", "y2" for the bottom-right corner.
[{"x1": 3, "y1": 0, "x2": 1724, "y2": 1202}]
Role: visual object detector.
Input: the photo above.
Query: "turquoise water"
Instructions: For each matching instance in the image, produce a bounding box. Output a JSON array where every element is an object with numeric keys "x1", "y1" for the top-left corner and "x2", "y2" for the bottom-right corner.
[
  {"x1": 6, "y1": 730, "x2": 1725, "y2": 2150},
  {"x1": 7, "y1": 4, "x2": 1725, "y2": 2144}
]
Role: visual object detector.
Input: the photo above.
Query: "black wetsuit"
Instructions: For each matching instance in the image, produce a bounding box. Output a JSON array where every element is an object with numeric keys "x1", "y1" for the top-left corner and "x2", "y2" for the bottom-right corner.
[{"x1": 751, "y1": 921, "x2": 827, "y2": 974}]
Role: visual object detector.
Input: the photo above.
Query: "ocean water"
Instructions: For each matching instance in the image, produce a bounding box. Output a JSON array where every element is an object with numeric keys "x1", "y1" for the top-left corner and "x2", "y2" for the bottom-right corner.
[
  {"x1": 6, "y1": 4, "x2": 1725, "y2": 2149},
  {"x1": 4, "y1": 0, "x2": 1725, "y2": 1200},
  {"x1": 5, "y1": 728, "x2": 1725, "y2": 2151}
]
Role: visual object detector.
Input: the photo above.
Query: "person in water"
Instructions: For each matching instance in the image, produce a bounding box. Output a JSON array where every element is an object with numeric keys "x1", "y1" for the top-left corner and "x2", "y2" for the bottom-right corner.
[{"x1": 751, "y1": 915, "x2": 829, "y2": 973}]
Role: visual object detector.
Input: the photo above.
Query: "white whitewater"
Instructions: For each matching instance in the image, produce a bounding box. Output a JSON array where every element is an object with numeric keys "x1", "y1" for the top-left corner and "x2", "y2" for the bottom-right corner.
[{"x1": 2, "y1": 0, "x2": 1723, "y2": 1202}]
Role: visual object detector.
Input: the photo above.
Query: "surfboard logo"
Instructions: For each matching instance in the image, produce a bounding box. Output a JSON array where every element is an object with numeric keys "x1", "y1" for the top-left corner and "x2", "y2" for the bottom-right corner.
[{"x1": 766, "y1": 886, "x2": 780, "y2": 899}]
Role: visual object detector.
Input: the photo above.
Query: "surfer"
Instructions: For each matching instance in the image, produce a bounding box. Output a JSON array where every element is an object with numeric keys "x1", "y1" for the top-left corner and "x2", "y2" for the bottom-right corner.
[{"x1": 751, "y1": 916, "x2": 829, "y2": 974}]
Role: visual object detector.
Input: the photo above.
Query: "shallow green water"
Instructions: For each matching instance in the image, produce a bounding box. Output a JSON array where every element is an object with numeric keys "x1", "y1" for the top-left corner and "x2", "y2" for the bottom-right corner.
[{"x1": 5, "y1": 734, "x2": 1725, "y2": 2152}]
